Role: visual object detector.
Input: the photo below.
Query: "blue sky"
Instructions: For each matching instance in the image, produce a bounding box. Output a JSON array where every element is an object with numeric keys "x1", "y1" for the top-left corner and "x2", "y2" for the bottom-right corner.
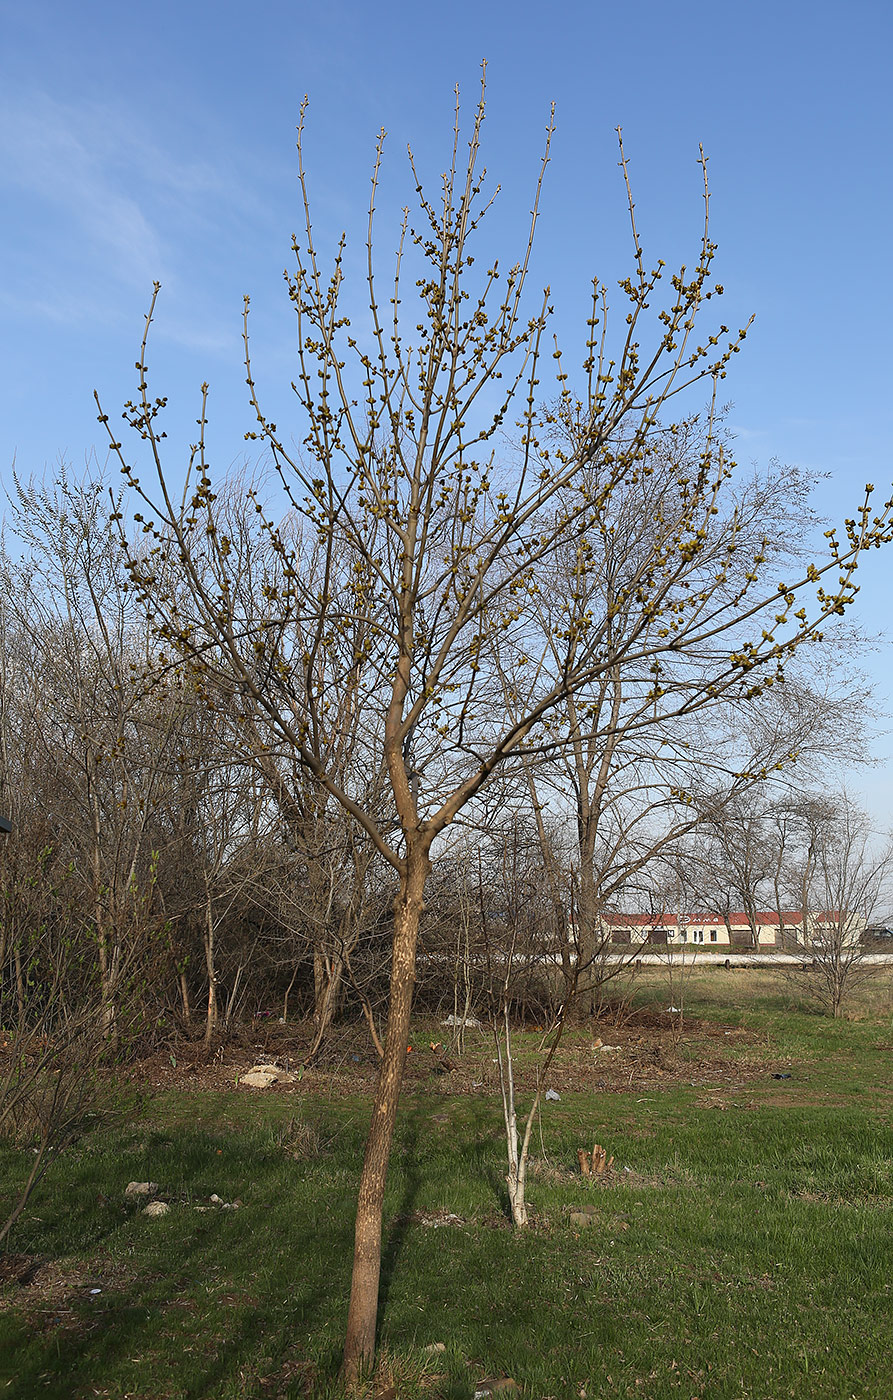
[{"x1": 2, "y1": 0, "x2": 891, "y2": 821}]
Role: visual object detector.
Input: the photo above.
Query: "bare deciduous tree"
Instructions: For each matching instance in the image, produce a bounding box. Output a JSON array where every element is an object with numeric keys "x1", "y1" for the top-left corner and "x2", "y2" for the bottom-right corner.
[
  {"x1": 787, "y1": 796, "x2": 891, "y2": 1017},
  {"x1": 4, "y1": 472, "x2": 176, "y2": 1038}
]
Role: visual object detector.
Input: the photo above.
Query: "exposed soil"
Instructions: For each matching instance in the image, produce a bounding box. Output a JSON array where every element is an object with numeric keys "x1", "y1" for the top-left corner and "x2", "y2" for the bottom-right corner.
[
  {"x1": 124, "y1": 1011, "x2": 781, "y2": 1101},
  {"x1": 0, "y1": 1250, "x2": 135, "y2": 1329}
]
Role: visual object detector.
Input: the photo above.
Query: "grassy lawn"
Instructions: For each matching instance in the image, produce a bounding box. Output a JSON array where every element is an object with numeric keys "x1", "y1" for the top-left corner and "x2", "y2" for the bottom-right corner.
[{"x1": 2, "y1": 969, "x2": 893, "y2": 1399}]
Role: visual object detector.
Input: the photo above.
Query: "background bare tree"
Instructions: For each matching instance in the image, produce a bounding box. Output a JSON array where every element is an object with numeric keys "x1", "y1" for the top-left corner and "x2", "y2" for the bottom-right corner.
[
  {"x1": 784, "y1": 796, "x2": 892, "y2": 1016},
  {"x1": 4, "y1": 473, "x2": 176, "y2": 1038}
]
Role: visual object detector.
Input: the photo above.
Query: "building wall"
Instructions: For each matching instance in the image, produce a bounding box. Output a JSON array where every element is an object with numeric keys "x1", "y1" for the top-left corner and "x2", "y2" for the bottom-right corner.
[{"x1": 601, "y1": 917, "x2": 807, "y2": 947}]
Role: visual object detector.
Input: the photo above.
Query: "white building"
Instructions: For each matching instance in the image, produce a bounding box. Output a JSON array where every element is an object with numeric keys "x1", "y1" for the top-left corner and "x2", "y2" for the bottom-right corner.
[{"x1": 599, "y1": 910, "x2": 862, "y2": 949}]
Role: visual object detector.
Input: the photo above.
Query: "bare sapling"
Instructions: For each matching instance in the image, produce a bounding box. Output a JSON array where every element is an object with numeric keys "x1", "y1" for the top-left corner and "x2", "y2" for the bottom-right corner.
[{"x1": 487, "y1": 814, "x2": 578, "y2": 1227}]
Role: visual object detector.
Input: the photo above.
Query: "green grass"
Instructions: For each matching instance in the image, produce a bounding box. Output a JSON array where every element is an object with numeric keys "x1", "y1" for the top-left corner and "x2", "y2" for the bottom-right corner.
[{"x1": 2, "y1": 970, "x2": 893, "y2": 1398}]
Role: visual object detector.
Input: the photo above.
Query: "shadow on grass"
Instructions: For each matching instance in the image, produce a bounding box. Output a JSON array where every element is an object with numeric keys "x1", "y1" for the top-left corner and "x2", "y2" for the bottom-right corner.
[
  {"x1": 0, "y1": 1117, "x2": 360, "y2": 1398},
  {"x1": 0, "y1": 1096, "x2": 507, "y2": 1398},
  {"x1": 378, "y1": 1103, "x2": 424, "y2": 1332}
]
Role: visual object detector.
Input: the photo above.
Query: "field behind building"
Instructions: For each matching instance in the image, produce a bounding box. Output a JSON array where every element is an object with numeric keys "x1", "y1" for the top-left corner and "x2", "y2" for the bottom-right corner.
[{"x1": 1, "y1": 969, "x2": 892, "y2": 1400}]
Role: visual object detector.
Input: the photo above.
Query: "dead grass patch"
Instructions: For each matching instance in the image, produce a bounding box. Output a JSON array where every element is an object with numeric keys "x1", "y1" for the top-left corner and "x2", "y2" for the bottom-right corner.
[{"x1": 0, "y1": 1253, "x2": 137, "y2": 1337}]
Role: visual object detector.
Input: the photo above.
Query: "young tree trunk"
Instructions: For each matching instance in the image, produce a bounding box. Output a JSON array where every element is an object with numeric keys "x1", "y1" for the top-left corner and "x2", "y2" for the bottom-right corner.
[
  {"x1": 309, "y1": 946, "x2": 345, "y2": 1056},
  {"x1": 13, "y1": 942, "x2": 25, "y2": 1034},
  {"x1": 97, "y1": 918, "x2": 120, "y2": 1048},
  {"x1": 831, "y1": 960, "x2": 844, "y2": 1017},
  {"x1": 203, "y1": 893, "x2": 218, "y2": 1047},
  {"x1": 178, "y1": 969, "x2": 191, "y2": 1025},
  {"x1": 506, "y1": 1157, "x2": 530, "y2": 1228},
  {"x1": 497, "y1": 1000, "x2": 530, "y2": 1228},
  {"x1": 576, "y1": 822, "x2": 599, "y2": 1015},
  {"x1": 281, "y1": 963, "x2": 300, "y2": 1024},
  {"x1": 342, "y1": 847, "x2": 429, "y2": 1382}
]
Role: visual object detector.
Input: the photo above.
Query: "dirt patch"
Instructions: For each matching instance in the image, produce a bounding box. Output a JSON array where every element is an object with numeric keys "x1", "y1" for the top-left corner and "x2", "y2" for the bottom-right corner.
[
  {"x1": 121, "y1": 1013, "x2": 778, "y2": 1103},
  {"x1": 392, "y1": 1209, "x2": 466, "y2": 1228},
  {"x1": 0, "y1": 1253, "x2": 136, "y2": 1333}
]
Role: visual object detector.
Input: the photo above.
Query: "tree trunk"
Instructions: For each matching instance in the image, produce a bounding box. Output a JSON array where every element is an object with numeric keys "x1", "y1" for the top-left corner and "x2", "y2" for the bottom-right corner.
[
  {"x1": 13, "y1": 942, "x2": 25, "y2": 1034},
  {"x1": 98, "y1": 919, "x2": 120, "y2": 1048},
  {"x1": 309, "y1": 945, "x2": 345, "y2": 1057},
  {"x1": 506, "y1": 1161, "x2": 529, "y2": 1227},
  {"x1": 178, "y1": 969, "x2": 191, "y2": 1024},
  {"x1": 498, "y1": 1003, "x2": 530, "y2": 1228},
  {"x1": 342, "y1": 847, "x2": 429, "y2": 1382},
  {"x1": 203, "y1": 893, "x2": 218, "y2": 1047},
  {"x1": 281, "y1": 963, "x2": 300, "y2": 1023},
  {"x1": 831, "y1": 962, "x2": 844, "y2": 1017},
  {"x1": 576, "y1": 822, "x2": 599, "y2": 1015}
]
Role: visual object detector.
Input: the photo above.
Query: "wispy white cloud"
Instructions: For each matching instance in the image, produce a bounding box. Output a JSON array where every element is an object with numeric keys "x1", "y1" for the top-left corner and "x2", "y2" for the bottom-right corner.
[
  {"x1": 1, "y1": 92, "x2": 166, "y2": 286},
  {"x1": 0, "y1": 284, "x2": 111, "y2": 328},
  {"x1": 0, "y1": 89, "x2": 260, "y2": 349},
  {"x1": 154, "y1": 317, "x2": 240, "y2": 356},
  {"x1": 727, "y1": 423, "x2": 768, "y2": 442}
]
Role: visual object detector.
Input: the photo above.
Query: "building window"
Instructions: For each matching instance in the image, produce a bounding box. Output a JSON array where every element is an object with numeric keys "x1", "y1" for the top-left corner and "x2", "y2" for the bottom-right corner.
[
  {"x1": 710, "y1": 929, "x2": 717, "y2": 942},
  {"x1": 693, "y1": 929, "x2": 704, "y2": 943}
]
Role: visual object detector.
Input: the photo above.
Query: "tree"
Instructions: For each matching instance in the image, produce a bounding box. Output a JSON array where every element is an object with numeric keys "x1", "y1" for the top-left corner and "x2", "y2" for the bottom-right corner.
[
  {"x1": 509, "y1": 428, "x2": 874, "y2": 1000},
  {"x1": 98, "y1": 78, "x2": 893, "y2": 1377},
  {"x1": 678, "y1": 790, "x2": 788, "y2": 949},
  {"x1": 786, "y1": 795, "x2": 891, "y2": 1016},
  {"x1": 239, "y1": 704, "x2": 395, "y2": 1058},
  {"x1": 150, "y1": 693, "x2": 271, "y2": 1045},
  {"x1": 2, "y1": 471, "x2": 177, "y2": 1039},
  {"x1": 479, "y1": 808, "x2": 576, "y2": 1226}
]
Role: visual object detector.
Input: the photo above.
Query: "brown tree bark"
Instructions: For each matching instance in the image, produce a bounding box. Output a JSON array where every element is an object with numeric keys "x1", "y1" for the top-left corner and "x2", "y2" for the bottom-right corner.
[
  {"x1": 342, "y1": 845, "x2": 429, "y2": 1381},
  {"x1": 203, "y1": 891, "x2": 218, "y2": 1047}
]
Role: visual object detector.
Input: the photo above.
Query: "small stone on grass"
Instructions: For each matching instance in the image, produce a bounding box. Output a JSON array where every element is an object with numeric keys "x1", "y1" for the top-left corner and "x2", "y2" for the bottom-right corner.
[
  {"x1": 142, "y1": 1200, "x2": 170, "y2": 1218},
  {"x1": 570, "y1": 1206, "x2": 598, "y2": 1227},
  {"x1": 124, "y1": 1181, "x2": 158, "y2": 1202}
]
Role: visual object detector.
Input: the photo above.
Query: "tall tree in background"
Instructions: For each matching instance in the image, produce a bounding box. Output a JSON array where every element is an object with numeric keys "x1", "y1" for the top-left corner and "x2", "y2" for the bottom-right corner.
[
  {"x1": 99, "y1": 78, "x2": 893, "y2": 1376},
  {"x1": 3, "y1": 473, "x2": 178, "y2": 1037},
  {"x1": 510, "y1": 428, "x2": 872, "y2": 998}
]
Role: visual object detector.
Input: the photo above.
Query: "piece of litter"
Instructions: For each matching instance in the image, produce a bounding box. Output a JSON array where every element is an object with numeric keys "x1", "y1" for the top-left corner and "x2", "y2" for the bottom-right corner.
[
  {"x1": 210, "y1": 1194, "x2": 222, "y2": 1203},
  {"x1": 545, "y1": 1088, "x2": 561, "y2": 1102},
  {"x1": 89, "y1": 1288, "x2": 101, "y2": 1295},
  {"x1": 423, "y1": 1341, "x2": 446, "y2": 1355},
  {"x1": 665, "y1": 1006, "x2": 681, "y2": 1013}
]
